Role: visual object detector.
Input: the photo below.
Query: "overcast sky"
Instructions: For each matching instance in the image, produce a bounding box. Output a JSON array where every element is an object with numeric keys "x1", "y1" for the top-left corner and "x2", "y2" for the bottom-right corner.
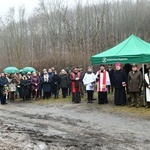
[
  {"x1": 0, "y1": 0, "x2": 108, "y2": 17},
  {"x1": 0, "y1": 0, "x2": 39, "y2": 16}
]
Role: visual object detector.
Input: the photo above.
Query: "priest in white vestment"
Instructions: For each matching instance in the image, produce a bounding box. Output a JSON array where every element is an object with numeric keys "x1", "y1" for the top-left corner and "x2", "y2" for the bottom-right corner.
[
  {"x1": 96, "y1": 64, "x2": 110, "y2": 104},
  {"x1": 144, "y1": 66, "x2": 150, "y2": 107}
]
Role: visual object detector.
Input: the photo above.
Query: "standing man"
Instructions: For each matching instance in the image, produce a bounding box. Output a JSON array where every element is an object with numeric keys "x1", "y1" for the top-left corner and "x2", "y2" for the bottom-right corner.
[
  {"x1": 128, "y1": 64, "x2": 142, "y2": 108},
  {"x1": 26, "y1": 72, "x2": 32, "y2": 100},
  {"x1": 70, "y1": 67, "x2": 81, "y2": 103},
  {"x1": 107, "y1": 64, "x2": 114, "y2": 93},
  {"x1": 112, "y1": 62, "x2": 127, "y2": 106},
  {"x1": 78, "y1": 65, "x2": 85, "y2": 98},
  {"x1": 96, "y1": 64, "x2": 110, "y2": 104}
]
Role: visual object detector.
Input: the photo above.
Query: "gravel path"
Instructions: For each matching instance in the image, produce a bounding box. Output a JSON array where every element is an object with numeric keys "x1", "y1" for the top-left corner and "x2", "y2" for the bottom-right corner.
[{"x1": 0, "y1": 100, "x2": 150, "y2": 150}]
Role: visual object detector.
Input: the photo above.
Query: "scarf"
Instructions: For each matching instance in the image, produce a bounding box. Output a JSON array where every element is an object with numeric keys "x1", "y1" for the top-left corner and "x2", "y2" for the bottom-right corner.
[
  {"x1": 44, "y1": 74, "x2": 49, "y2": 82},
  {"x1": 97, "y1": 70, "x2": 107, "y2": 92}
]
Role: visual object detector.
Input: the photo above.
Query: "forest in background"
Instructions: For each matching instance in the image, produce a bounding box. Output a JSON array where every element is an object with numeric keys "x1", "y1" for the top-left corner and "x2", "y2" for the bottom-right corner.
[{"x1": 0, "y1": 0, "x2": 150, "y2": 72}]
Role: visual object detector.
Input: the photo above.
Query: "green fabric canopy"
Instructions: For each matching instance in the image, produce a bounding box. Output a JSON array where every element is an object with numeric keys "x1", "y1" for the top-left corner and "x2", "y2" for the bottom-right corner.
[{"x1": 91, "y1": 35, "x2": 150, "y2": 65}]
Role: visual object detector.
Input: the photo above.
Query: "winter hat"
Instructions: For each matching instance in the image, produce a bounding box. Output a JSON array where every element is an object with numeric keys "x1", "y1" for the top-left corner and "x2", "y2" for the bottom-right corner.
[
  {"x1": 132, "y1": 63, "x2": 137, "y2": 67},
  {"x1": 115, "y1": 62, "x2": 121, "y2": 67}
]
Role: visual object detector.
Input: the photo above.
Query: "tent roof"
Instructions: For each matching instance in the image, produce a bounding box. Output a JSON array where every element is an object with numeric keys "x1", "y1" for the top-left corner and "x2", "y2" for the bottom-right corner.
[{"x1": 91, "y1": 35, "x2": 150, "y2": 64}]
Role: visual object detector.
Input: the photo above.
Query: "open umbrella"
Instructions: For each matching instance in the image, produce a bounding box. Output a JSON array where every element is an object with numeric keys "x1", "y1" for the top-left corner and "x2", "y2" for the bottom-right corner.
[
  {"x1": 22, "y1": 67, "x2": 36, "y2": 74},
  {"x1": 3, "y1": 67, "x2": 19, "y2": 74}
]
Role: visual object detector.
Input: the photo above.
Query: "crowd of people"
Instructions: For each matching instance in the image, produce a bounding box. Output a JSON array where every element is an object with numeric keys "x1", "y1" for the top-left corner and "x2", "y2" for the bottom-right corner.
[{"x1": 0, "y1": 63, "x2": 150, "y2": 108}]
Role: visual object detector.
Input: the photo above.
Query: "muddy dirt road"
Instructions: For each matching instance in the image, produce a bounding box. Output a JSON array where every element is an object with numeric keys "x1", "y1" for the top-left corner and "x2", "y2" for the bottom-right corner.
[{"x1": 0, "y1": 100, "x2": 150, "y2": 150}]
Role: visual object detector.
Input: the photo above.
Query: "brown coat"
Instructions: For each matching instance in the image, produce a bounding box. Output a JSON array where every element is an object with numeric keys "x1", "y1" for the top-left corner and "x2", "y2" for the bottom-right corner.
[{"x1": 128, "y1": 71, "x2": 142, "y2": 92}]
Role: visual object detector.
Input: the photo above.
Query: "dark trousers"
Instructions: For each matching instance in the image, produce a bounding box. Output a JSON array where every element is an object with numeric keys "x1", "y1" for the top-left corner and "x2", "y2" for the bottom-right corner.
[
  {"x1": 53, "y1": 90, "x2": 59, "y2": 98},
  {"x1": 130, "y1": 92, "x2": 140, "y2": 105},
  {"x1": 107, "y1": 85, "x2": 113, "y2": 93},
  {"x1": 72, "y1": 92, "x2": 81, "y2": 103},
  {"x1": 48, "y1": 91, "x2": 52, "y2": 98},
  {"x1": 43, "y1": 92, "x2": 49, "y2": 99},
  {"x1": 98, "y1": 92, "x2": 108, "y2": 104},
  {"x1": 39, "y1": 85, "x2": 42, "y2": 98},
  {"x1": 87, "y1": 90, "x2": 94, "y2": 103},
  {"x1": 10, "y1": 92, "x2": 15, "y2": 101},
  {"x1": 0, "y1": 92, "x2": 2, "y2": 102},
  {"x1": 27, "y1": 89, "x2": 31, "y2": 99},
  {"x1": 17, "y1": 87, "x2": 22, "y2": 98},
  {"x1": 62, "y1": 87, "x2": 68, "y2": 98},
  {"x1": 114, "y1": 88, "x2": 126, "y2": 105},
  {"x1": 1, "y1": 94, "x2": 6, "y2": 104}
]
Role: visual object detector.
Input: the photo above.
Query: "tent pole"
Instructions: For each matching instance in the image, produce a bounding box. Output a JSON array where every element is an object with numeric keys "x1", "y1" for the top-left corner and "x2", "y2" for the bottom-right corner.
[{"x1": 142, "y1": 64, "x2": 146, "y2": 106}]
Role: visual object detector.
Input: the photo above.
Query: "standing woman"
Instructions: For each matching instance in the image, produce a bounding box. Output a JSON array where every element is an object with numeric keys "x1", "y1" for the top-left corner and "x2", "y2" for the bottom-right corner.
[
  {"x1": 9, "y1": 78, "x2": 17, "y2": 101},
  {"x1": 59, "y1": 69, "x2": 69, "y2": 98},
  {"x1": 0, "y1": 73, "x2": 9, "y2": 105},
  {"x1": 31, "y1": 72, "x2": 40, "y2": 100},
  {"x1": 20, "y1": 75, "x2": 29, "y2": 101},
  {"x1": 83, "y1": 67, "x2": 96, "y2": 103},
  {"x1": 41, "y1": 71, "x2": 51, "y2": 99},
  {"x1": 51, "y1": 70, "x2": 61, "y2": 99},
  {"x1": 112, "y1": 62, "x2": 127, "y2": 106},
  {"x1": 70, "y1": 67, "x2": 81, "y2": 103},
  {"x1": 144, "y1": 66, "x2": 150, "y2": 107}
]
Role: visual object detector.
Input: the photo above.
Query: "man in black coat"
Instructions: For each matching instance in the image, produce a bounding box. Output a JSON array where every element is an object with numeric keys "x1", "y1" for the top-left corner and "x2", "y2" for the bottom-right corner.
[
  {"x1": 112, "y1": 62, "x2": 127, "y2": 106},
  {"x1": 107, "y1": 64, "x2": 114, "y2": 93}
]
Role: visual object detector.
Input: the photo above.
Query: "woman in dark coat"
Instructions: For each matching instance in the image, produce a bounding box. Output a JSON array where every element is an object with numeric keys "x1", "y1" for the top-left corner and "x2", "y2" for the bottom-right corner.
[
  {"x1": 31, "y1": 72, "x2": 40, "y2": 100},
  {"x1": 59, "y1": 69, "x2": 69, "y2": 98},
  {"x1": 51, "y1": 70, "x2": 61, "y2": 99},
  {"x1": 20, "y1": 75, "x2": 29, "y2": 101},
  {"x1": 0, "y1": 73, "x2": 9, "y2": 105},
  {"x1": 41, "y1": 71, "x2": 51, "y2": 99},
  {"x1": 112, "y1": 62, "x2": 127, "y2": 106}
]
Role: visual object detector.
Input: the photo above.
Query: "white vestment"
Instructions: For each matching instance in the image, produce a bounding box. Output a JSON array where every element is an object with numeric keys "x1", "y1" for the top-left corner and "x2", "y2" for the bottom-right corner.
[
  {"x1": 96, "y1": 70, "x2": 111, "y2": 92},
  {"x1": 145, "y1": 73, "x2": 150, "y2": 102},
  {"x1": 83, "y1": 73, "x2": 96, "y2": 90}
]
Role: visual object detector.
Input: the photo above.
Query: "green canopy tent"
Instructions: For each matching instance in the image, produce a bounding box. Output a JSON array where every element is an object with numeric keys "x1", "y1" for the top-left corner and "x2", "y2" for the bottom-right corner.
[
  {"x1": 91, "y1": 34, "x2": 150, "y2": 106},
  {"x1": 91, "y1": 34, "x2": 150, "y2": 65}
]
